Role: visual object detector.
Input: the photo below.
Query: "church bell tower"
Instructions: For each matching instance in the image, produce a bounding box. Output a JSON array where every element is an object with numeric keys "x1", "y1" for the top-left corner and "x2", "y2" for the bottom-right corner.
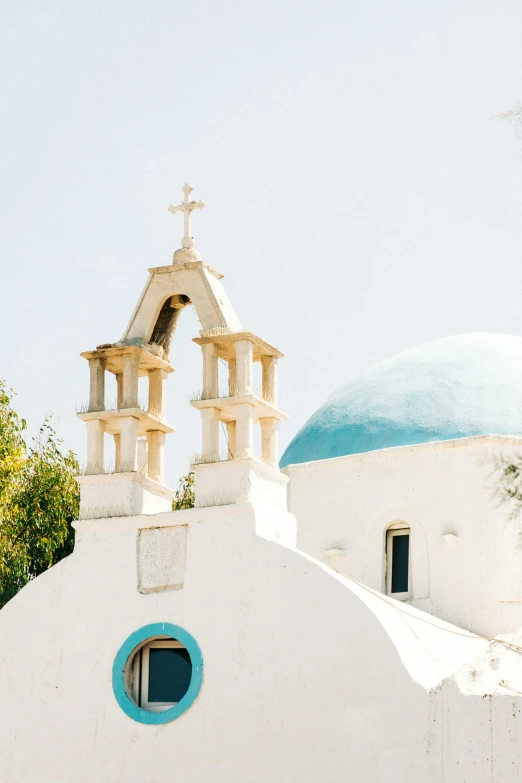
[{"x1": 76, "y1": 185, "x2": 289, "y2": 519}]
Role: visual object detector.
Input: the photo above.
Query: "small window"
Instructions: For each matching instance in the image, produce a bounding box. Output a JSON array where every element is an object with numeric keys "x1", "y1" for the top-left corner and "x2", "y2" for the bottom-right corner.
[
  {"x1": 386, "y1": 527, "x2": 410, "y2": 599},
  {"x1": 113, "y1": 623, "x2": 203, "y2": 725},
  {"x1": 129, "y1": 639, "x2": 192, "y2": 713}
]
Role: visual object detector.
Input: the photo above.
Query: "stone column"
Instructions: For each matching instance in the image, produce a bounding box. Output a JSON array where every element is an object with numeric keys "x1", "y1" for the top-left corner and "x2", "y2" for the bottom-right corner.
[
  {"x1": 261, "y1": 356, "x2": 278, "y2": 405},
  {"x1": 116, "y1": 373, "x2": 124, "y2": 409},
  {"x1": 147, "y1": 431, "x2": 165, "y2": 483},
  {"x1": 148, "y1": 369, "x2": 168, "y2": 419},
  {"x1": 86, "y1": 419, "x2": 105, "y2": 474},
  {"x1": 228, "y1": 358, "x2": 237, "y2": 397},
  {"x1": 226, "y1": 421, "x2": 236, "y2": 459},
  {"x1": 122, "y1": 354, "x2": 140, "y2": 408},
  {"x1": 235, "y1": 340, "x2": 254, "y2": 395},
  {"x1": 119, "y1": 416, "x2": 139, "y2": 471},
  {"x1": 88, "y1": 358, "x2": 105, "y2": 412},
  {"x1": 235, "y1": 402, "x2": 254, "y2": 458},
  {"x1": 201, "y1": 407, "x2": 219, "y2": 461},
  {"x1": 137, "y1": 438, "x2": 148, "y2": 475},
  {"x1": 113, "y1": 433, "x2": 121, "y2": 472},
  {"x1": 260, "y1": 417, "x2": 279, "y2": 467},
  {"x1": 202, "y1": 343, "x2": 218, "y2": 400}
]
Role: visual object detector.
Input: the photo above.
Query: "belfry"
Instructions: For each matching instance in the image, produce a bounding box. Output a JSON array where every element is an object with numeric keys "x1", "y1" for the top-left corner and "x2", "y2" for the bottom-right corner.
[{"x1": 76, "y1": 184, "x2": 288, "y2": 519}]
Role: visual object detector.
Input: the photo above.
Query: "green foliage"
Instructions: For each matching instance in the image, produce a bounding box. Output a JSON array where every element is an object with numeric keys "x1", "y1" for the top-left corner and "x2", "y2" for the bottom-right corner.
[
  {"x1": 173, "y1": 471, "x2": 195, "y2": 510},
  {"x1": 0, "y1": 382, "x2": 80, "y2": 609},
  {"x1": 0, "y1": 383, "x2": 26, "y2": 505},
  {"x1": 494, "y1": 454, "x2": 522, "y2": 516}
]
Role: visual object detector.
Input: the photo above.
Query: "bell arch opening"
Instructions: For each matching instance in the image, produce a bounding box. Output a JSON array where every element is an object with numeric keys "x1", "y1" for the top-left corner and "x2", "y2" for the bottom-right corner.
[{"x1": 149, "y1": 294, "x2": 191, "y2": 355}]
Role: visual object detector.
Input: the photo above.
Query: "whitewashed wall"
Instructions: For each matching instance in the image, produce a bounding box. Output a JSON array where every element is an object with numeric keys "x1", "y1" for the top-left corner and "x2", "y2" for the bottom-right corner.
[
  {"x1": 1, "y1": 499, "x2": 518, "y2": 782},
  {"x1": 284, "y1": 434, "x2": 522, "y2": 638}
]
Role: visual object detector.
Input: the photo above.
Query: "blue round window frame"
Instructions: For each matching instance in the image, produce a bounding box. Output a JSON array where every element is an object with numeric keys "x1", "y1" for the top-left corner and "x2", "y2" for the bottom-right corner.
[{"x1": 112, "y1": 622, "x2": 203, "y2": 725}]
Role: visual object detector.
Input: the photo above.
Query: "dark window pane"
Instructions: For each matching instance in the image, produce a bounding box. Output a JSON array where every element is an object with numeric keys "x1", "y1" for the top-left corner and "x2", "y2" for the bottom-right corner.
[
  {"x1": 391, "y1": 534, "x2": 409, "y2": 594},
  {"x1": 148, "y1": 647, "x2": 192, "y2": 703}
]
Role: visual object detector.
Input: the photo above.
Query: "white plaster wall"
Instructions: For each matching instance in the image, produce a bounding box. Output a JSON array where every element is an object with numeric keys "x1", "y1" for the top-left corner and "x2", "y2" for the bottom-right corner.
[
  {"x1": 284, "y1": 435, "x2": 522, "y2": 638},
  {"x1": 428, "y1": 675, "x2": 522, "y2": 783},
  {"x1": 194, "y1": 458, "x2": 290, "y2": 513},
  {"x1": 77, "y1": 472, "x2": 173, "y2": 519},
  {"x1": 2, "y1": 501, "x2": 522, "y2": 781},
  {"x1": 0, "y1": 503, "x2": 476, "y2": 783}
]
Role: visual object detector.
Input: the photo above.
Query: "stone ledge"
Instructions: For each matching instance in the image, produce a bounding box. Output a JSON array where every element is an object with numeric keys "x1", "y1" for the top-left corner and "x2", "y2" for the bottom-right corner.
[
  {"x1": 147, "y1": 259, "x2": 224, "y2": 280},
  {"x1": 76, "y1": 408, "x2": 175, "y2": 436},
  {"x1": 193, "y1": 330, "x2": 283, "y2": 360},
  {"x1": 80, "y1": 344, "x2": 174, "y2": 375},
  {"x1": 190, "y1": 394, "x2": 287, "y2": 423}
]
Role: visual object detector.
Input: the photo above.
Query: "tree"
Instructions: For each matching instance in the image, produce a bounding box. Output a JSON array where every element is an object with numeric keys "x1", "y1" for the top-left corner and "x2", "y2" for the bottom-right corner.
[
  {"x1": 0, "y1": 382, "x2": 80, "y2": 609},
  {"x1": 173, "y1": 470, "x2": 195, "y2": 510}
]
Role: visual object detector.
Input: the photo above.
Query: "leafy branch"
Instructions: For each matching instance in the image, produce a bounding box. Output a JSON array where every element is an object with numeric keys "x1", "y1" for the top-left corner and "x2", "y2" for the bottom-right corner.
[{"x1": 0, "y1": 382, "x2": 80, "y2": 608}]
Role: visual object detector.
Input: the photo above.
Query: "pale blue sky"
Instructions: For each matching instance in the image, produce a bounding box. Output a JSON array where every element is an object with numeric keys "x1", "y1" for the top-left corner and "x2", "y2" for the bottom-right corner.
[{"x1": 2, "y1": 0, "x2": 522, "y2": 483}]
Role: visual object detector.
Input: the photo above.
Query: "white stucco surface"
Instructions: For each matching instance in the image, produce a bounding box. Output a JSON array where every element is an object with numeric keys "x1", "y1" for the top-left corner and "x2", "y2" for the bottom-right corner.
[
  {"x1": 2, "y1": 500, "x2": 519, "y2": 783},
  {"x1": 77, "y1": 472, "x2": 174, "y2": 519},
  {"x1": 284, "y1": 434, "x2": 522, "y2": 638}
]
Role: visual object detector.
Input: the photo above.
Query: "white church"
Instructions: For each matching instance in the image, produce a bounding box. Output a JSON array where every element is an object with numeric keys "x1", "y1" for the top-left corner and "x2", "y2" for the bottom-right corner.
[{"x1": 3, "y1": 185, "x2": 522, "y2": 782}]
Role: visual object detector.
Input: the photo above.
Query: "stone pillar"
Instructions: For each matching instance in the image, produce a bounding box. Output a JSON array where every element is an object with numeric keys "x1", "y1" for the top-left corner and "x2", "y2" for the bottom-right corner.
[
  {"x1": 201, "y1": 407, "x2": 219, "y2": 461},
  {"x1": 113, "y1": 433, "x2": 121, "y2": 472},
  {"x1": 88, "y1": 358, "x2": 105, "y2": 412},
  {"x1": 116, "y1": 373, "x2": 124, "y2": 409},
  {"x1": 235, "y1": 402, "x2": 254, "y2": 458},
  {"x1": 119, "y1": 416, "x2": 139, "y2": 471},
  {"x1": 260, "y1": 417, "x2": 279, "y2": 467},
  {"x1": 228, "y1": 358, "x2": 237, "y2": 397},
  {"x1": 137, "y1": 438, "x2": 148, "y2": 475},
  {"x1": 122, "y1": 354, "x2": 140, "y2": 408},
  {"x1": 147, "y1": 431, "x2": 165, "y2": 483},
  {"x1": 226, "y1": 421, "x2": 236, "y2": 459},
  {"x1": 261, "y1": 356, "x2": 278, "y2": 405},
  {"x1": 235, "y1": 340, "x2": 254, "y2": 395},
  {"x1": 202, "y1": 343, "x2": 218, "y2": 400},
  {"x1": 148, "y1": 369, "x2": 168, "y2": 419},
  {"x1": 86, "y1": 419, "x2": 105, "y2": 474}
]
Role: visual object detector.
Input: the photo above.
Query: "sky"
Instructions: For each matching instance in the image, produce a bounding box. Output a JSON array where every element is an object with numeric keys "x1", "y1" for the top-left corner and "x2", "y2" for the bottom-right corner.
[{"x1": 2, "y1": 0, "x2": 522, "y2": 485}]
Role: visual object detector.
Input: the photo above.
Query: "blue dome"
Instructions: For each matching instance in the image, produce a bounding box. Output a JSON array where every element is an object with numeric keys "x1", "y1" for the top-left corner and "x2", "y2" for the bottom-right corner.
[{"x1": 280, "y1": 333, "x2": 522, "y2": 468}]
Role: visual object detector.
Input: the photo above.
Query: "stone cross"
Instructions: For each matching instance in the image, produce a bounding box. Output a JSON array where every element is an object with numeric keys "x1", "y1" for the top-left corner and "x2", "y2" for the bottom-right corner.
[{"x1": 168, "y1": 183, "x2": 206, "y2": 249}]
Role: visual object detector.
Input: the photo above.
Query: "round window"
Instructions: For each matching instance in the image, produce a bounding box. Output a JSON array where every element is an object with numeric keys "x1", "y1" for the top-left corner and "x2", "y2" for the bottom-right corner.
[{"x1": 112, "y1": 623, "x2": 203, "y2": 725}]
